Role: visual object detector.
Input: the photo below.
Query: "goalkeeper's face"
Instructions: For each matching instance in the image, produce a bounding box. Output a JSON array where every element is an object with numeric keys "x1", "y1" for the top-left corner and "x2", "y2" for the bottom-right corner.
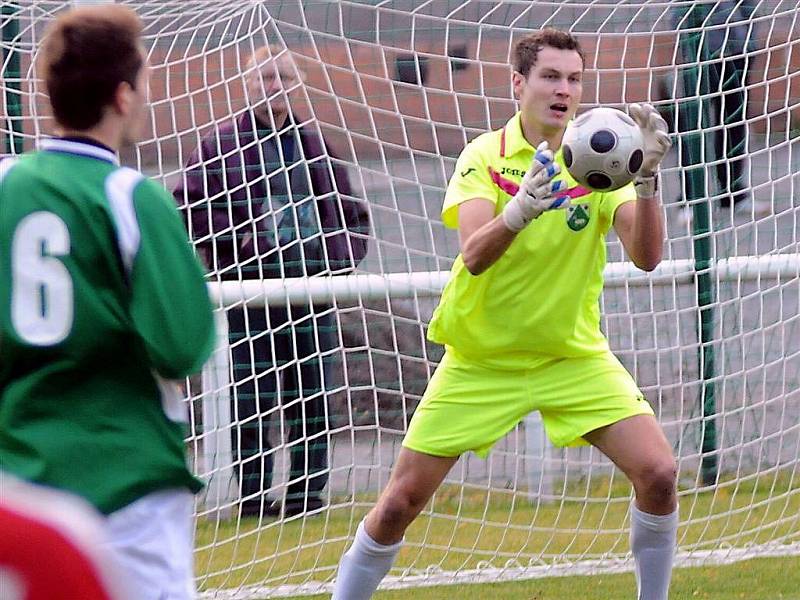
[{"x1": 513, "y1": 46, "x2": 583, "y2": 135}]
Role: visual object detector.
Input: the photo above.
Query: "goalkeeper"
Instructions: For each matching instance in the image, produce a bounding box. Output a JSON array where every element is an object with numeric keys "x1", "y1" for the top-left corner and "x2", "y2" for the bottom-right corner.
[
  {"x1": 0, "y1": 5, "x2": 214, "y2": 599},
  {"x1": 333, "y1": 28, "x2": 677, "y2": 600}
]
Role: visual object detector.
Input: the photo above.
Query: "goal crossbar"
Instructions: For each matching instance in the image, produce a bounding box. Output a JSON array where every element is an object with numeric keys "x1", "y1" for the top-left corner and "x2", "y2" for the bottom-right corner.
[{"x1": 208, "y1": 254, "x2": 800, "y2": 306}]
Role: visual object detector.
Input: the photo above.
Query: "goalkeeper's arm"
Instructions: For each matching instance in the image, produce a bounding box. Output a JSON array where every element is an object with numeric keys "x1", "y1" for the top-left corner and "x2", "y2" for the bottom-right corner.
[
  {"x1": 460, "y1": 142, "x2": 568, "y2": 275},
  {"x1": 614, "y1": 103, "x2": 671, "y2": 272}
]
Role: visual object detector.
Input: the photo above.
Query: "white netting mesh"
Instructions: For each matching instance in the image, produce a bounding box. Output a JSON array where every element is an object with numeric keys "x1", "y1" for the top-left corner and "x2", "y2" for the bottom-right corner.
[{"x1": 2, "y1": 1, "x2": 798, "y2": 597}]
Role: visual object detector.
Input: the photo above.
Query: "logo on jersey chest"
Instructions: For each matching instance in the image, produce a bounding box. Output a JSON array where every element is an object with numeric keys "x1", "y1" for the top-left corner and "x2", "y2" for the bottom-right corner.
[
  {"x1": 487, "y1": 166, "x2": 592, "y2": 232},
  {"x1": 500, "y1": 166, "x2": 525, "y2": 177},
  {"x1": 567, "y1": 203, "x2": 591, "y2": 231}
]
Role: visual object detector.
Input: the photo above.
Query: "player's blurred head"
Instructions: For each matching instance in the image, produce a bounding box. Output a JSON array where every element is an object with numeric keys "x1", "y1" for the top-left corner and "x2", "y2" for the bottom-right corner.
[
  {"x1": 512, "y1": 29, "x2": 584, "y2": 137},
  {"x1": 245, "y1": 45, "x2": 305, "y2": 124},
  {"x1": 39, "y1": 5, "x2": 148, "y2": 140}
]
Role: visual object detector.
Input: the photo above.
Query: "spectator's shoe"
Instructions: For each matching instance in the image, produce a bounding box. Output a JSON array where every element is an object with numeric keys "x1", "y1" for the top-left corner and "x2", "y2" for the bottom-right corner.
[
  {"x1": 267, "y1": 497, "x2": 326, "y2": 518},
  {"x1": 263, "y1": 499, "x2": 283, "y2": 517},
  {"x1": 677, "y1": 202, "x2": 709, "y2": 229},
  {"x1": 240, "y1": 497, "x2": 279, "y2": 518},
  {"x1": 677, "y1": 204, "x2": 693, "y2": 228},
  {"x1": 738, "y1": 199, "x2": 771, "y2": 220},
  {"x1": 724, "y1": 192, "x2": 771, "y2": 221}
]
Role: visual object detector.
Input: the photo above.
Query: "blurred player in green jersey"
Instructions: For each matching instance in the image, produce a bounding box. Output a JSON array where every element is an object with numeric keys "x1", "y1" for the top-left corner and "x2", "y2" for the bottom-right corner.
[
  {"x1": 0, "y1": 5, "x2": 214, "y2": 599},
  {"x1": 333, "y1": 29, "x2": 677, "y2": 600}
]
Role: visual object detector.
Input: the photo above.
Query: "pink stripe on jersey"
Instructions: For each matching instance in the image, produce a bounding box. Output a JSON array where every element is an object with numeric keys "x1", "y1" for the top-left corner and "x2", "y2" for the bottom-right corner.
[
  {"x1": 488, "y1": 166, "x2": 519, "y2": 196},
  {"x1": 488, "y1": 166, "x2": 592, "y2": 200},
  {"x1": 564, "y1": 185, "x2": 592, "y2": 199}
]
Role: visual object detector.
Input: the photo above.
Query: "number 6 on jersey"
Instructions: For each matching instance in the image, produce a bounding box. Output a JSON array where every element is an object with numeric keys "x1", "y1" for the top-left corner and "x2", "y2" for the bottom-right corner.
[{"x1": 11, "y1": 211, "x2": 74, "y2": 346}]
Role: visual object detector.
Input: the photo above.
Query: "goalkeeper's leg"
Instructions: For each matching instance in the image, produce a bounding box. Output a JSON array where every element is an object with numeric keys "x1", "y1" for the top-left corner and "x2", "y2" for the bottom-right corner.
[
  {"x1": 584, "y1": 414, "x2": 678, "y2": 600},
  {"x1": 332, "y1": 448, "x2": 458, "y2": 600}
]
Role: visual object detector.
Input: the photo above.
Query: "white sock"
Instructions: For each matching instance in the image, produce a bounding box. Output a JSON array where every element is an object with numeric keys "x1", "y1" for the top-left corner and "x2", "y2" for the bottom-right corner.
[
  {"x1": 332, "y1": 519, "x2": 403, "y2": 600},
  {"x1": 630, "y1": 504, "x2": 679, "y2": 600}
]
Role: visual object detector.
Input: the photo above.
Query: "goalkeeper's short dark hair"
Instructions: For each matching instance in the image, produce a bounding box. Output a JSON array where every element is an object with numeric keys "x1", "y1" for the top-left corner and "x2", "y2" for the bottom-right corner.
[
  {"x1": 39, "y1": 4, "x2": 144, "y2": 130},
  {"x1": 513, "y1": 28, "x2": 585, "y2": 78}
]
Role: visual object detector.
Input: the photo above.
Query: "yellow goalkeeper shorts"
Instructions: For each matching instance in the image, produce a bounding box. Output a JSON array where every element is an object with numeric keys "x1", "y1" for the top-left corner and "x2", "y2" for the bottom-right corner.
[{"x1": 402, "y1": 347, "x2": 654, "y2": 458}]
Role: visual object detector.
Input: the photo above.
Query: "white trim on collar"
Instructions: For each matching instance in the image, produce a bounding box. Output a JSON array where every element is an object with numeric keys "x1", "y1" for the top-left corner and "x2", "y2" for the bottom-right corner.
[{"x1": 39, "y1": 138, "x2": 120, "y2": 165}]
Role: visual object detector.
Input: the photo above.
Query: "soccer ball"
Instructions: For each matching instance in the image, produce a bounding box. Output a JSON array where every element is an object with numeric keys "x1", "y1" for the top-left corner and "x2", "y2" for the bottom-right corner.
[{"x1": 561, "y1": 107, "x2": 645, "y2": 192}]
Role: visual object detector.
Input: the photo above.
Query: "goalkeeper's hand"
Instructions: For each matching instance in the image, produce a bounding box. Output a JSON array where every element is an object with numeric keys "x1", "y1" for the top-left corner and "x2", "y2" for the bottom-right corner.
[
  {"x1": 629, "y1": 103, "x2": 671, "y2": 198},
  {"x1": 502, "y1": 141, "x2": 570, "y2": 233}
]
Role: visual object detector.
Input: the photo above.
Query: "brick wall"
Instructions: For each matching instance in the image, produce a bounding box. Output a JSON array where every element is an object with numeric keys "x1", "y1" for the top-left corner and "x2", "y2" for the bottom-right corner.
[
  {"x1": 13, "y1": 29, "x2": 799, "y2": 165},
  {"x1": 141, "y1": 28, "x2": 799, "y2": 166}
]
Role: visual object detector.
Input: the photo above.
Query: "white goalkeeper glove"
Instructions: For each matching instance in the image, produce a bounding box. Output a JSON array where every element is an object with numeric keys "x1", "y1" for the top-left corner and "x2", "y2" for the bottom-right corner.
[
  {"x1": 502, "y1": 141, "x2": 570, "y2": 233},
  {"x1": 629, "y1": 102, "x2": 672, "y2": 198}
]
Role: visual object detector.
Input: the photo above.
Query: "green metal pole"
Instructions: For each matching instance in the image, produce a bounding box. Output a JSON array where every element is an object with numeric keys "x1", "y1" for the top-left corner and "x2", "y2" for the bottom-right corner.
[
  {"x1": 2, "y1": 2, "x2": 24, "y2": 155},
  {"x1": 678, "y1": 3, "x2": 718, "y2": 486}
]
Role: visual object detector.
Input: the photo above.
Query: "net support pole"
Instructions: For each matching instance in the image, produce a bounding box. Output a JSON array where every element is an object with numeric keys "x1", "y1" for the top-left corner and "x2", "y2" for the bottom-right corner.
[
  {"x1": 1, "y1": 2, "x2": 23, "y2": 156},
  {"x1": 696, "y1": 240, "x2": 718, "y2": 486},
  {"x1": 679, "y1": 4, "x2": 718, "y2": 486}
]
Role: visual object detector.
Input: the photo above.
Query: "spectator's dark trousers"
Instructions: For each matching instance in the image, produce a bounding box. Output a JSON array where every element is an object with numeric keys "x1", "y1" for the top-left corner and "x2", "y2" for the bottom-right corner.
[{"x1": 229, "y1": 306, "x2": 335, "y2": 507}]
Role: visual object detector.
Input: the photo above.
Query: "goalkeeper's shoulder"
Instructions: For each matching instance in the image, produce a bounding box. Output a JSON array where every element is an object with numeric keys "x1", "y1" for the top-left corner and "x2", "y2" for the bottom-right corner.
[
  {"x1": 450, "y1": 128, "x2": 501, "y2": 185},
  {"x1": 458, "y1": 127, "x2": 502, "y2": 161}
]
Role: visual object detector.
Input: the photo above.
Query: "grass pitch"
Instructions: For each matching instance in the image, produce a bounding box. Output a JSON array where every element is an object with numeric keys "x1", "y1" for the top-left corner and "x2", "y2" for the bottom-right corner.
[{"x1": 195, "y1": 473, "x2": 799, "y2": 597}]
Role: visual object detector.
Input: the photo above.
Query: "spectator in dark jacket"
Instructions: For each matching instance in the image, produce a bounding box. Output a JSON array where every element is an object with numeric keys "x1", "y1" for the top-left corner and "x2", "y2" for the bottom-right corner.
[
  {"x1": 674, "y1": 0, "x2": 768, "y2": 221},
  {"x1": 174, "y1": 46, "x2": 370, "y2": 518}
]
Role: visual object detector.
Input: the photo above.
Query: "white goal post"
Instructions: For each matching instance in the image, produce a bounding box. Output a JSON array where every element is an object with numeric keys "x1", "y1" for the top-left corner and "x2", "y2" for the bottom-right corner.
[
  {"x1": 200, "y1": 253, "x2": 800, "y2": 519},
  {"x1": 2, "y1": 1, "x2": 798, "y2": 598}
]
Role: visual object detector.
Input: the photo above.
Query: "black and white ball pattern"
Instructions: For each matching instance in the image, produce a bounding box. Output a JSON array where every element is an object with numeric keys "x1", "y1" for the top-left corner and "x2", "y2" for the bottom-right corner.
[{"x1": 561, "y1": 107, "x2": 645, "y2": 192}]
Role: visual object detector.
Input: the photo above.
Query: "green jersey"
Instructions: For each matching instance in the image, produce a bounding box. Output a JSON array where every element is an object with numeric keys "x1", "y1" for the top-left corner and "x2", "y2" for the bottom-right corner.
[{"x1": 0, "y1": 139, "x2": 215, "y2": 514}]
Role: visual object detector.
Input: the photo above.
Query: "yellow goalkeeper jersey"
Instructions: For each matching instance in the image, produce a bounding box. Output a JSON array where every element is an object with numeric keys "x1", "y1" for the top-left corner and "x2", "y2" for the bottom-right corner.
[{"x1": 427, "y1": 112, "x2": 635, "y2": 367}]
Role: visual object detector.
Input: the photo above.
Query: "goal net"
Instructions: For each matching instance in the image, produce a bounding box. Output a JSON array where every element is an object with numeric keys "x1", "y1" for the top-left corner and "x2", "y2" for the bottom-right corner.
[{"x1": 3, "y1": 1, "x2": 798, "y2": 597}]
